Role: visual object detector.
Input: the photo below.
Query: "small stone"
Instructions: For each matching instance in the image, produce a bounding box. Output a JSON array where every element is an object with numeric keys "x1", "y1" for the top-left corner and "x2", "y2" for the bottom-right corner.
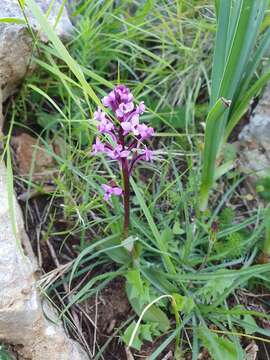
[{"x1": 12, "y1": 133, "x2": 57, "y2": 180}]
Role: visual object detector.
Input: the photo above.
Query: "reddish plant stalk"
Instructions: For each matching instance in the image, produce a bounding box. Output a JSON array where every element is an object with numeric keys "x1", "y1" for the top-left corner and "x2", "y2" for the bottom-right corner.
[{"x1": 122, "y1": 158, "x2": 130, "y2": 238}]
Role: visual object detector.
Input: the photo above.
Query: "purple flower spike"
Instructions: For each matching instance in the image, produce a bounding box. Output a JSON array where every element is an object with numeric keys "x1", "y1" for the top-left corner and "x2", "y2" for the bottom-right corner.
[
  {"x1": 92, "y1": 85, "x2": 155, "y2": 238},
  {"x1": 101, "y1": 184, "x2": 122, "y2": 201},
  {"x1": 92, "y1": 137, "x2": 105, "y2": 154}
]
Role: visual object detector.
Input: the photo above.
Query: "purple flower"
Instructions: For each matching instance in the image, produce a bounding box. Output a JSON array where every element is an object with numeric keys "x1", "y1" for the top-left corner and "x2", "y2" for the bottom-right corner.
[
  {"x1": 116, "y1": 102, "x2": 134, "y2": 119},
  {"x1": 137, "y1": 101, "x2": 145, "y2": 115},
  {"x1": 142, "y1": 148, "x2": 153, "y2": 162},
  {"x1": 107, "y1": 144, "x2": 130, "y2": 159},
  {"x1": 101, "y1": 184, "x2": 122, "y2": 201},
  {"x1": 92, "y1": 137, "x2": 105, "y2": 154},
  {"x1": 98, "y1": 118, "x2": 114, "y2": 134},
  {"x1": 121, "y1": 114, "x2": 139, "y2": 135},
  {"x1": 115, "y1": 85, "x2": 133, "y2": 103},
  {"x1": 102, "y1": 90, "x2": 116, "y2": 110},
  {"x1": 94, "y1": 108, "x2": 106, "y2": 121},
  {"x1": 137, "y1": 123, "x2": 154, "y2": 139}
]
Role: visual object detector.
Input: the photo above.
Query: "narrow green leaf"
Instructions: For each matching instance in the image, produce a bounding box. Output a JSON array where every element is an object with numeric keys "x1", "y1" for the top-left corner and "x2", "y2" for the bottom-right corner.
[
  {"x1": 210, "y1": 0, "x2": 231, "y2": 106},
  {"x1": 130, "y1": 177, "x2": 176, "y2": 274},
  {"x1": 200, "y1": 98, "x2": 231, "y2": 211},
  {"x1": 0, "y1": 17, "x2": 26, "y2": 24},
  {"x1": 25, "y1": 0, "x2": 101, "y2": 107}
]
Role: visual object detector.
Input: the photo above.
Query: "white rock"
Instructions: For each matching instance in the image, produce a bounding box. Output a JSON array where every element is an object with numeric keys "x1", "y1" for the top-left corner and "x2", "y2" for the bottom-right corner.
[
  {"x1": 0, "y1": 0, "x2": 73, "y2": 101},
  {"x1": 0, "y1": 2, "x2": 89, "y2": 359},
  {"x1": 0, "y1": 161, "x2": 89, "y2": 359}
]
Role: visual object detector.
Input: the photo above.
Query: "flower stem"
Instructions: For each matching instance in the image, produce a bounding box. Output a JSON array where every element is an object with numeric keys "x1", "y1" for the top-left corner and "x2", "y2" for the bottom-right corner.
[{"x1": 122, "y1": 158, "x2": 130, "y2": 238}]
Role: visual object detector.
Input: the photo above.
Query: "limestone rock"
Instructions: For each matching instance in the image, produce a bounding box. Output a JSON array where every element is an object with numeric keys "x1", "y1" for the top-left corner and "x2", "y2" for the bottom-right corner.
[
  {"x1": 0, "y1": 2, "x2": 88, "y2": 359},
  {"x1": 0, "y1": 160, "x2": 88, "y2": 359},
  {"x1": 0, "y1": 0, "x2": 73, "y2": 101},
  {"x1": 238, "y1": 84, "x2": 270, "y2": 179}
]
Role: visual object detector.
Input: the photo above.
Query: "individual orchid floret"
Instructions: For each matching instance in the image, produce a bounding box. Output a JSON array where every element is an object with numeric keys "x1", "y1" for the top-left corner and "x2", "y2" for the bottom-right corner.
[
  {"x1": 98, "y1": 118, "x2": 114, "y2": 134},
  {"x1": 137, "y1": 123, "x2": 154, "y2": 139},
  {"x1": 102, "y1": 90, "x2": 116, "y2": 110},
  {"x1": 107, "y1": 144, "x2": 130, "y2": 160},
  {"x1": 92, "y1": 137, "x2": 106, "y2": 154},
  {"x1": 94, "y1": 107, "x2": 107, "y2": 121},
  {"x1": 142, "y1": 148, "x2": 153, "y2": 162},
  {"x1": 137, "y1": 101, "x2": 145, "y2": 115},
  {"x1": 101, "y1": 184, "x2": 122, "y2": 201},
  {"x1": 116, "y1": 102, "x2": 134, "y2": 119},
  {"x1": 121, "y1": 115, "x2": 139, "y2": 135}
]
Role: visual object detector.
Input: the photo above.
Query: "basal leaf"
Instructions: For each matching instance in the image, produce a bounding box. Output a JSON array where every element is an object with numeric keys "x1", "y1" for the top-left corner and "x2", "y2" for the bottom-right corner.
[{"x1": 198, "y1": 326, "x2": 244, "y2": 360}]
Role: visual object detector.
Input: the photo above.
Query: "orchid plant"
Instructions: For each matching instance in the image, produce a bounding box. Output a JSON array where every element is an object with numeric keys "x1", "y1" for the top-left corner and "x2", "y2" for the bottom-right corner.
[{"x1": 92, "y1": 85, "x2": 154, "y2": 238}]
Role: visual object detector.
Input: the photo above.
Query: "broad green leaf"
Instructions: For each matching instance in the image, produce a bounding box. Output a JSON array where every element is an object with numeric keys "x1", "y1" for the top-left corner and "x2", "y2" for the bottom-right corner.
[
  {"x1": 197, "y1": 269, "x2": 235, "y2": 304},
  {"x1": 172, "y1": 294, "x2": 195, "y2": 314},
  {"x1": 173, "y1": 221, "x2": 185, "y2": 235},
  {"x1": 160, "y1": 228, "x2": 173, "y2": 252},
  {"x1": 210, "y1": 0, "x2": 231, "y2": 106},
  {"x1": 122, "y1": 322, "x2": 142, "y2": 351},
  {"x1": 125, "y1": 269, "x2": 148, "y2": 302},
  {"x1": 225, "y1": 70, "x2": 270, "y2": 140},
  {"x1": 122, "y1": 322, "x2": 161, "y2": 351},
  {"x1": 198, "y1": 327, "x2": 244, "y2": 360},
  {"x1": 126, "y1": 283, "x2": 170, "y2": 332}
]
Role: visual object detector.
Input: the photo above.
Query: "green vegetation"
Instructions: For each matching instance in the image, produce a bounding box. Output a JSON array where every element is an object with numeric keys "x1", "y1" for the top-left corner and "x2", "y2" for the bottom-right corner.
[
  {"x1": 3, "y1": 0, "x2": 270, "y2": 358},
  {"x1": 200, "y1": 0, "x2": 270, "y2": 210}
]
